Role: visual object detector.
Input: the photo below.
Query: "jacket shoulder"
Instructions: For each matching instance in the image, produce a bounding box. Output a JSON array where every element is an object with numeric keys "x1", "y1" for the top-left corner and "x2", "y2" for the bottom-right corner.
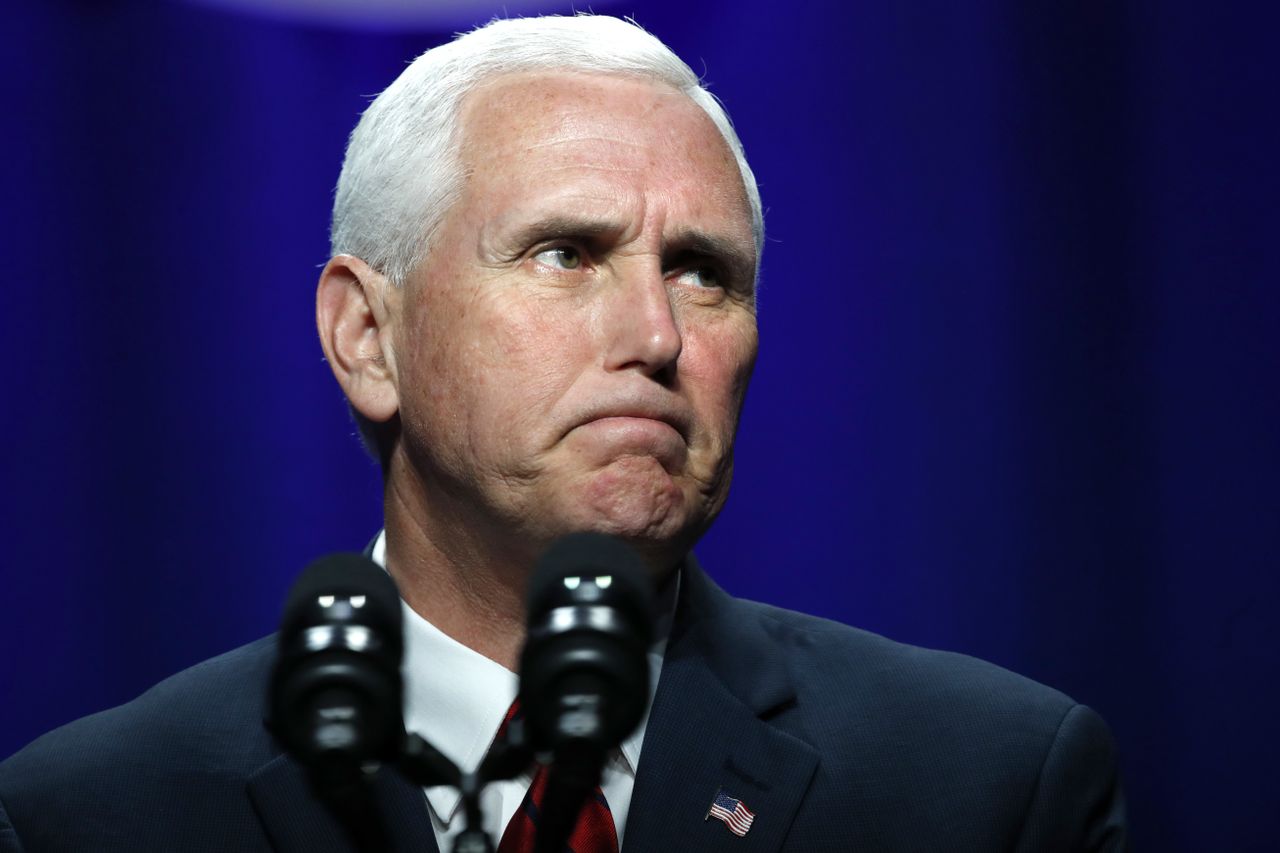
[
  {"x1": 723, "y1": 598, "x2": 1126, "y2": 848},
  {"x1": 747, "y1": 599, "x2": 1077, "y2": 717},
  {"x1": 2, "y1": 636, "x2": 277, "y2": 778},
  {"x1": 0, "y1": 637, "x2": 279, "y2": 850}
]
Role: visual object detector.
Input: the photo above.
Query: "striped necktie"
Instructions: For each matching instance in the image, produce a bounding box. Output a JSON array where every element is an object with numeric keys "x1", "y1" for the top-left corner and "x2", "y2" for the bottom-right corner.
[{"x1": 494, "y1": 701, "x2": 619, "y2": 853}]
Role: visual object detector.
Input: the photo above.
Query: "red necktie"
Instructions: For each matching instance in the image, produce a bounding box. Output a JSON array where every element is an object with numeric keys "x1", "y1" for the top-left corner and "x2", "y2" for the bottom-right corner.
[{"x1": 494, "y1": 701, "x2": 619, "y2": 853}]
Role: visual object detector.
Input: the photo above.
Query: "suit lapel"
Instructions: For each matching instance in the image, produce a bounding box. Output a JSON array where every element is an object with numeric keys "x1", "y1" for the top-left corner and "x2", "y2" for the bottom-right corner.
[
  {"x1": 247, "y1": 754, "x2": 440, "y2": 853},
  {"x1": 624, "y1": 563, "x2": 819, "y2": 852}
]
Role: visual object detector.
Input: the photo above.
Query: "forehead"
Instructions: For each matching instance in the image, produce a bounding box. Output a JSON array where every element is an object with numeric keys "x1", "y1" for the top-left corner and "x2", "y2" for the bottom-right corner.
[
  {"x1": 457, "y1": 70, "x2": 725, "y2": 156},
  {"x1": 451, "y1": 71, "x2": 753, "y2": 239}
]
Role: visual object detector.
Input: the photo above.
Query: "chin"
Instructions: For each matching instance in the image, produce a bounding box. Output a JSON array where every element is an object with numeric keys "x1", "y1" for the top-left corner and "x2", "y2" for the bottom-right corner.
[
  {"x1": 526, "y1": 495, "x2": 708, "y2": 582},
  {"x1": 519, "y1": 457, "x2": 722, "y2": 573},
  {"x1": 580, "y1": 513, "x2": 701, "y2": 582},
  {"x1": 581, "y1": 456, "x2": 683, "y2": 521},
  {"x1": 536, "y1": 462, "x2": 696, "y2": 552}
]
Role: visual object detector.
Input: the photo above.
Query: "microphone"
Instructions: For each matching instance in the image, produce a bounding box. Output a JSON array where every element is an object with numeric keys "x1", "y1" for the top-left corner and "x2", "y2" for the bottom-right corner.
[
  {"x1": 518, "y1": 532, "x2": 656, "y2": 853},
  {"x1": 269, "y1": 553, "x2": 405, "y2": 791}
]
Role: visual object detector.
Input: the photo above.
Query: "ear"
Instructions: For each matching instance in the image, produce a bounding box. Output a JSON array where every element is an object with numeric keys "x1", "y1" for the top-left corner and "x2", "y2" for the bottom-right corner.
[{"x1": 316, "y1": 254, "x2": 400, "y2": 424}]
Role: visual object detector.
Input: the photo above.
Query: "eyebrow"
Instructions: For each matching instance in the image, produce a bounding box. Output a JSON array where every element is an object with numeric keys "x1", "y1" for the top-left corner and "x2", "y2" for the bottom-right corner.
[
  {"x1": 505, "y1": 214, "x2": 626, "y2": 250},
  {"x1": 503, "y1": 215, "x2": 757, "y2": 285},
  {"x1": 663, "y1": 229, "x2": 758, "y2": 288}
]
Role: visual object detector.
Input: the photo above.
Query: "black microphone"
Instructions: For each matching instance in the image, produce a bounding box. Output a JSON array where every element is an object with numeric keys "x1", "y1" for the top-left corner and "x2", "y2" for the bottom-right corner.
[
  {"x1": 269, "y1": 553, "x2": 405, "y2": 791},
  {"x1": 518, "y1": 532, "x2": 656, "y2": 853}
]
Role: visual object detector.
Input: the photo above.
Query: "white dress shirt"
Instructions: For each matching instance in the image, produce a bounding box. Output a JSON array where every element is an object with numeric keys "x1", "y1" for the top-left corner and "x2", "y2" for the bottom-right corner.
[{"x1": 370, "y1": 531, "x2": 670, "y2": 851}]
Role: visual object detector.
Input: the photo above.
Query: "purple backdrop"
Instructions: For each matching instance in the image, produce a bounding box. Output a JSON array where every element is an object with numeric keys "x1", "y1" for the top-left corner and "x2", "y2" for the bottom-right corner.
[{"x1": 2, "y1": 1, "x2": 1277, "y2": 848}]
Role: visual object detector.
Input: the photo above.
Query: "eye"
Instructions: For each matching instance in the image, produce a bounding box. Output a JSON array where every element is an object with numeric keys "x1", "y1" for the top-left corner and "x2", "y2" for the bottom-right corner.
[
  {"x1": 533, "y1": 245, "x2": 583, "y2": 270},
  {"x1": 673, "y1": 265, "x2": 720, "y2": 289}
]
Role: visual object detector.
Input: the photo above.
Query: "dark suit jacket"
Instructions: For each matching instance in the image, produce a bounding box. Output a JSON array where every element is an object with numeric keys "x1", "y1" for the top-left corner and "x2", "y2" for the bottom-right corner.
[{"x1": 0, "y1": 561, "x2": 1128, "y2": 851}]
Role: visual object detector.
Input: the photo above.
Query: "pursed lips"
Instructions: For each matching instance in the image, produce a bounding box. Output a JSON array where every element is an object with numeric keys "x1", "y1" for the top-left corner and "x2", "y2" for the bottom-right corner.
[{"x1": 570, "y1": 399, "x2": 693, "y2": 443}]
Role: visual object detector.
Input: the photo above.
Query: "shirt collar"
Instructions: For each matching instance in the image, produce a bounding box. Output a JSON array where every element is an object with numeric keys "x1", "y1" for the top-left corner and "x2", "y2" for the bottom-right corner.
[{"x1": 370, "y1": 529, "x2": 674, "y2": 825}]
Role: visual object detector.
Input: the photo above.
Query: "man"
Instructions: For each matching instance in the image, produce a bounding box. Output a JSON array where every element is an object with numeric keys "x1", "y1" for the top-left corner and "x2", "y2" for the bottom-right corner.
[{"x1": 0, "y1": 15, "x2": 1127, "y2": 852}]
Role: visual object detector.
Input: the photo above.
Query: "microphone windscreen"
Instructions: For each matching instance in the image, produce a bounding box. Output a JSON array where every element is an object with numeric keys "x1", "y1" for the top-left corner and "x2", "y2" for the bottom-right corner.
[
  {"x1": 526, "y1": 532, "x2": 655, "y2": 634},
  {"x1": 271, "y1": 553, "x2": 405, "y2": 787},
  {"x1": 520, "y1": 532, "x2": 657, "y2": 755},
  {"x1": 280, "y1": 553, "x2": 402, "y2": 639}
]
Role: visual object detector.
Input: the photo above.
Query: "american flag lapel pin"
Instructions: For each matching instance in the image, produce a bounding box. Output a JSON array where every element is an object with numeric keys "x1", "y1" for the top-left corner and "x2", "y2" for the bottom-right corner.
[{"x1": 705, "y1": 787, "x2": 756, "y2": 837}]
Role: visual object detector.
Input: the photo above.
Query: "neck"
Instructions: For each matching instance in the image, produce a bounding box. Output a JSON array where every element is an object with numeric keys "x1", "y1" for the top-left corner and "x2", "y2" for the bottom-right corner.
[
  {"x1": 382, "y1": 462, "x2": 535, "y2": 672},
  {"x1": 379, "y1": 448, "x2": 693, "y2": 670}
]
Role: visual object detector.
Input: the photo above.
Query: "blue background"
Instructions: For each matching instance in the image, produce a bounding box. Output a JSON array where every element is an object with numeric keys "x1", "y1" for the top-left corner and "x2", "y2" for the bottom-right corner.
[{"x1": 2, "y1": 0, "x2": 1277, "y2": 848}]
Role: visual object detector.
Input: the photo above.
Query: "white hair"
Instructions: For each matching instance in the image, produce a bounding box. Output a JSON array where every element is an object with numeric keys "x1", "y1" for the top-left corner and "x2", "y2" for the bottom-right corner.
[{"x1": 330, "y1": 14, "x2": 764, "y2": 288}]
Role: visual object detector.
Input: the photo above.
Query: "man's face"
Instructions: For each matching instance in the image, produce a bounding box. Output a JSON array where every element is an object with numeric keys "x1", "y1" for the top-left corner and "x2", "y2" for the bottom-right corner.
[{"x1": 389, "y1": 71, "x2": 758, "y2": 566}]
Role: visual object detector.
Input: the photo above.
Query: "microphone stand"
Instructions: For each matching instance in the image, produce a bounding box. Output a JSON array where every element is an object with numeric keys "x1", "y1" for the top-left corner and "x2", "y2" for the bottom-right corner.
[{"x1": 398, "y1": 724, "x2": 537, "y2": 853}]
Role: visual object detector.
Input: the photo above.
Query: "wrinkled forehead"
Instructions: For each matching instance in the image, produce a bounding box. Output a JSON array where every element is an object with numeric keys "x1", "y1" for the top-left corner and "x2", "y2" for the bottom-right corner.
[
  {"x1": 450, "y1": 71, "x2": 754, "y2": 238},
  {"x1": 465, "y1": 71, "x2": 724, "y2": 151}
]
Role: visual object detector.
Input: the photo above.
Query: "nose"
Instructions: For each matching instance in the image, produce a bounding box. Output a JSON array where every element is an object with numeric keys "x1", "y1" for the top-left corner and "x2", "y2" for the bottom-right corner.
[{"x1": 602, "y1": 264, "x2": 683, "y2": 381}]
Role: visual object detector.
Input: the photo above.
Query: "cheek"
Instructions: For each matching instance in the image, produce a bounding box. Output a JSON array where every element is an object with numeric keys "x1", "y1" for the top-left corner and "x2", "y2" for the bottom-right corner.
[
  {"x1": 421, "y1": 293, "x2": 588, "y2": 436},
  {"x1": 683, "y1": 319, "x2": 758, "y2": 425},
  {"x1": 396, "y1": 282, "x2": 492, "y2": 439},
  {"x1": 490, "y1": 302, "x2": 587, "y2": 402}
]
